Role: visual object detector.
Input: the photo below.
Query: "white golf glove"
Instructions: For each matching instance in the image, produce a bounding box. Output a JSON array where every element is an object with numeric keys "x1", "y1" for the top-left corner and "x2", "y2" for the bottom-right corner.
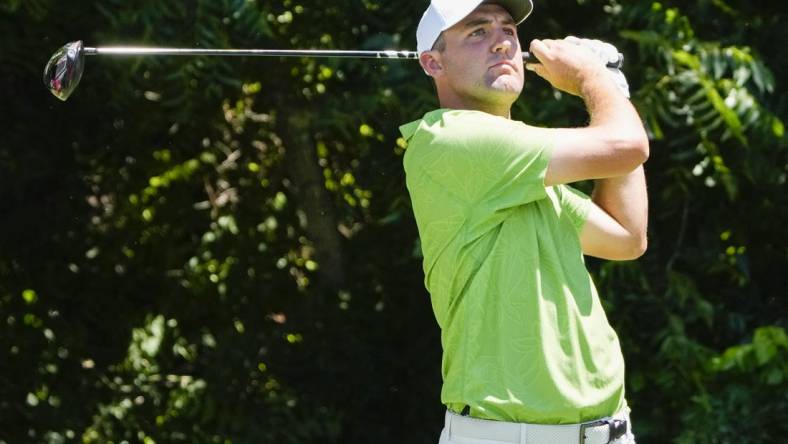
[{"x1": 565, "y1": 36, "x2": 630, "y2": 98}]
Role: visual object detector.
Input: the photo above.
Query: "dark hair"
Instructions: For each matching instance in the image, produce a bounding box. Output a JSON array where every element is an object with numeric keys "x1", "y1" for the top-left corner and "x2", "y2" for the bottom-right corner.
[{"x1": 432, "y1": 32, "x2": 446, "y2": 52}]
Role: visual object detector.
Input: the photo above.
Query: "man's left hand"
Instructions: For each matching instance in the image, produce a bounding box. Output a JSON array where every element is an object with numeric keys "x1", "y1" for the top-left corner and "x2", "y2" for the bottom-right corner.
[{"x1": 565, "y1": 36, "x2": 630, "y2": 98}]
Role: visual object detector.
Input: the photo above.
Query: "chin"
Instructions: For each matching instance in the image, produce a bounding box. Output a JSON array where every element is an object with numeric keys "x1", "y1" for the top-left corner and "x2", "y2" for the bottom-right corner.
[
  {"x1": 488, "y1": 82, "x2": 523, "y2": 101},
  {"x1": 489, "y1": 75, "x2": 523, "y2": 94}
]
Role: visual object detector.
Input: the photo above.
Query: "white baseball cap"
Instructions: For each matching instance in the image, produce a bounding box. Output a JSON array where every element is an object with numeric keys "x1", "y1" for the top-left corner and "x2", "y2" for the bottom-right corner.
[{"x1": 416, "y1": 0, "x2": 534, "y2": 54}]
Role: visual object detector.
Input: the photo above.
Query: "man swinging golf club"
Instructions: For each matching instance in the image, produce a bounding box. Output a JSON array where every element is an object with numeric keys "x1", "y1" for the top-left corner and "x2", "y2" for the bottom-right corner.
[{"x1": 400, "y1": 1, "x2": 648, "y2": 443}]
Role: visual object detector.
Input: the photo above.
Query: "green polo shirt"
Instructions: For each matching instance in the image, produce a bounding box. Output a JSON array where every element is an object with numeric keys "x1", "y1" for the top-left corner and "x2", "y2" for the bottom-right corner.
[{"x1": 400, "y1": 109, "x2": 625, "y2": 424}]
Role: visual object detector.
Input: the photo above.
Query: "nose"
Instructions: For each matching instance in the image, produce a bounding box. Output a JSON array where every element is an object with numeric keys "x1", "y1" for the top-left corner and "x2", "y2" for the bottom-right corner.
[{"x1": 492, "y1": 31, "x2": 515, "y2": 56}]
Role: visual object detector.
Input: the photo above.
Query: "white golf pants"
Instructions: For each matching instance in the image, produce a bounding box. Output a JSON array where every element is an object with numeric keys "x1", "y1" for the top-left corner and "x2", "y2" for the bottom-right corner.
[{"x1": 437, "y1": 407, "x2": 636, "y2": 444}]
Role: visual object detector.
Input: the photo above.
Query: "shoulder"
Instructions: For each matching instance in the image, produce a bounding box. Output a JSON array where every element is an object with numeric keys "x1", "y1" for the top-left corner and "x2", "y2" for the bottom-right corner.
[
  {"x1": 436, "y1": 110, "x2": 524, "y2": 136},
  {"x1": 409, "y1": 110, "x2": 544, "y2": 152},
  {"x1": 402, "y1": 109, "x2": 524, "y2": 139}
]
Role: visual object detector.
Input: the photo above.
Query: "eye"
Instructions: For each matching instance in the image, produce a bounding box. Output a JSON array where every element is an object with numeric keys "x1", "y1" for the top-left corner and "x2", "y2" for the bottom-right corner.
[
  {"x1": 470, "y1": 28, "x2": 486, "y2": 37},
  {"x1": 504, "y1": 27, "x2": 516, "y2": 36}
]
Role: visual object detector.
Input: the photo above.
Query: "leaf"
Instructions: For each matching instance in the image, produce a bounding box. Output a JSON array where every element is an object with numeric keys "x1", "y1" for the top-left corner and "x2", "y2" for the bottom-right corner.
[
  {"x1": 750, "y1": 59, "x2": 775, "y2": 94},
  {"x1": 700, "y1": 78, "x2": 747, "y2": 146},
  {"x1": 673, "y1": 50, "x2": 701, "y2": 70},
  {"x1": 619, "y1": 29, "x2": 665, "y2": 45}
]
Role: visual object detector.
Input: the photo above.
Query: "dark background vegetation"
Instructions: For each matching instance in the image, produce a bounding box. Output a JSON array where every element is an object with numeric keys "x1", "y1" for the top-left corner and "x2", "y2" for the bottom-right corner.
[{"x1": 1, "y1": 0, "x2": 786, "y2": 443}]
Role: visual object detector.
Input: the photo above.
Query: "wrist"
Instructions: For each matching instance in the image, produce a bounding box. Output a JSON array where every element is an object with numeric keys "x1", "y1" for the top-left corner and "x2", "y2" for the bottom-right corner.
[{"x1": 579, "y1": 67, "x2": 620, "y2": 99}]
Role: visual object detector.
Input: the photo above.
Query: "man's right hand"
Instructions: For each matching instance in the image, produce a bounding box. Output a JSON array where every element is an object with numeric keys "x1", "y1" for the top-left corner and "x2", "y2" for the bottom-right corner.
[{"x1": 525, "y1": 38, "x2": 616, "y2": 98}]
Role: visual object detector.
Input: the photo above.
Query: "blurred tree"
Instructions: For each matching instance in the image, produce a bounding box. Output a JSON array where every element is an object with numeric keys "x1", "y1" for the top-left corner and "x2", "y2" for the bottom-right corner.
[{"x1": 0, "y1": 0, "x2": 785, "y2": 443}]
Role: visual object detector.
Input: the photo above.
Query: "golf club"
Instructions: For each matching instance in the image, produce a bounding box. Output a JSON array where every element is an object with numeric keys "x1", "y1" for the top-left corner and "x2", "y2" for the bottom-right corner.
[{"x1": 44, "y1": 40, "x2": 625, "y2": 101}]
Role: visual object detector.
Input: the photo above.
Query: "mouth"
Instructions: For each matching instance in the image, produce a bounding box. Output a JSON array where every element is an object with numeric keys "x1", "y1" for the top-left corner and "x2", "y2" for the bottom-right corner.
[{"x1": 489, "y1": 60, "x2": 518, "y2": 72}]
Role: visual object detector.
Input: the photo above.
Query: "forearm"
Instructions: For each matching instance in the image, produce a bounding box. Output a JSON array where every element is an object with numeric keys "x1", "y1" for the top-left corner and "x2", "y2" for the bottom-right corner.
[
  {"x1": 541, "y1": 80, "x2": 649, "y2": 185},
  {"x1": 530, "y1": 37, "x2": 650, "y2": 185},
  {"x1": 591, "y1": 165, "x2": 648, "y2": 253},
  {"x1": 581, "y1": 72, "x2": 649, "y2": 158}
]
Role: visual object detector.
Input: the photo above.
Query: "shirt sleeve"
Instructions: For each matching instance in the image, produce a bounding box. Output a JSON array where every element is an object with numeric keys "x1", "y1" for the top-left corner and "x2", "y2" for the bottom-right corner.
[
  {"x1": 413, "y1": 111, "x2": 552, "y2": 209},
  {"x1": 403, "y1": 110, "x2": 553, "y2": 246},
  {"x1": 557, "y1": 184, "x2": 593, "y2": 233}
]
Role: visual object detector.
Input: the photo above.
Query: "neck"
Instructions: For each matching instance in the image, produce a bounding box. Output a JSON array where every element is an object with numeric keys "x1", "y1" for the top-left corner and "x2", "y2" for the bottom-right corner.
[{"x1": 438, "y1": 90, "x2": 512, "y2": 119}]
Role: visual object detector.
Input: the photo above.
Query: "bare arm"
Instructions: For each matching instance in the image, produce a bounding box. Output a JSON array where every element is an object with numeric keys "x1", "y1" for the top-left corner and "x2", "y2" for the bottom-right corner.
[
  {"x1": 526, "y1": 38, "x2": 649, "y2": 260},
  {"x1": 581, "y1": 167, "x2": 648, "y2": 260},
  {"x1": 526, "y1": 39, "x2": 649, "y2": 185}
]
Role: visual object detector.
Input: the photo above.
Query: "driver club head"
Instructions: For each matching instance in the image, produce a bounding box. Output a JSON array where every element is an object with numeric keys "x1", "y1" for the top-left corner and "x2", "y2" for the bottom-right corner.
[{"x1": 43, "y1": 40, "x2": 85, "y2": 101}]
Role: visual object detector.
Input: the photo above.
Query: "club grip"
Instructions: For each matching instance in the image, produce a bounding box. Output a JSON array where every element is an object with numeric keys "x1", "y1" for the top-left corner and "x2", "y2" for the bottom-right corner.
[{"x1": 523, "y1": 51, "x2": 624, "y2": 69}]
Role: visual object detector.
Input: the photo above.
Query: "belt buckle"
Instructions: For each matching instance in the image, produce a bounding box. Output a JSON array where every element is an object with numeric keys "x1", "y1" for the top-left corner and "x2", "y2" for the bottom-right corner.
[{"x1": 579, "y1": 418, "x2": 628, "y2": 444}]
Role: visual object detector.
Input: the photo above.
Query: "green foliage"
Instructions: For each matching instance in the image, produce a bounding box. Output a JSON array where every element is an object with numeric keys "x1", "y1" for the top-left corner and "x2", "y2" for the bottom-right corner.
[
  {"x1": 676, "y1": 327, "x2": 788, "y2": 443},
  {"x1": 0, "y1": 0, "x2": 785, "y2": 443}
]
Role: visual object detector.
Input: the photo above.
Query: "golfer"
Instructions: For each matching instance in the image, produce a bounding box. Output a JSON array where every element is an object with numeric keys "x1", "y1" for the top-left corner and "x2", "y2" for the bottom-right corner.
[{"x1": 400, "y1": 1, "x2": 648, "y2": 443}]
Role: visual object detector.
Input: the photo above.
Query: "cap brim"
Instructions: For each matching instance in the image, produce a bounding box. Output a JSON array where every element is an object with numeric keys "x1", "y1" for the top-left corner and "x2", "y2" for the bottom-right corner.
[
  {"x1": 489, "y1": 0, "x2": 534, "y2": 24},
  {"x1": 441, "y1": 0, "x2": 534, "y2": 33}
]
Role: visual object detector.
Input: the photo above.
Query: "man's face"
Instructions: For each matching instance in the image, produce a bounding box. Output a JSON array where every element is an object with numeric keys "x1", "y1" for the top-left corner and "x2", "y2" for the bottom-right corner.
[{"x1": 431, "y1": 3, "x2": 524, "y2": 108}]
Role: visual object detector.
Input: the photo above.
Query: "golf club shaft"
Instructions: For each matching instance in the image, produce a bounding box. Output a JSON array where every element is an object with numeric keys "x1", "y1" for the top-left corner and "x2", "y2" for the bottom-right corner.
[
  {"x1": 85, "y1": 47, "x2": 418, "y2": 59},
  {"x1": 84, "y1": 46, "x2": 624, "y2": 68},
  {"x1": 44, "y1": 40, "x2": 628, "y2": 102}
]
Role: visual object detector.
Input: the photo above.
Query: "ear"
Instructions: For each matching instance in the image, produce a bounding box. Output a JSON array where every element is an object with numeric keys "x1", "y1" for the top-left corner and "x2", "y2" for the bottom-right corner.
[{"x1": 419, "y1": 51, "x2": 444, "y2": 78}]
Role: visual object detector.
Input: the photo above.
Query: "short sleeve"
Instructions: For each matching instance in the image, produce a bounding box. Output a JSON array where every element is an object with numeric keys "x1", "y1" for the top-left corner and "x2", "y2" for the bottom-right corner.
[
  {"x1": 403, "y1": 110, "x2": 555, "y2": 255},
  {"x1": 558, "y1": 184, "x2": 593, "y2": 233},
  {"x1": 405, "y1": 110, "x2": 552, "y2": 213}
]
